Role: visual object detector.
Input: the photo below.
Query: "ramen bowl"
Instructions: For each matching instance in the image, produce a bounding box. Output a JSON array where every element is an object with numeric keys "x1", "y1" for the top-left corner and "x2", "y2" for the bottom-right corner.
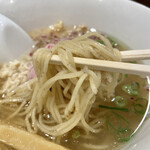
[{"x1": 0, "y1": 0, "x2": 150, "y2": 149}]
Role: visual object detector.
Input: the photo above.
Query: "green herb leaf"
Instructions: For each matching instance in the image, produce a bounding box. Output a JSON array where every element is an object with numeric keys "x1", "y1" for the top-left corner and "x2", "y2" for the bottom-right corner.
[{"x1": 72, "y1": 130, "x2": 80, "y2": 139}]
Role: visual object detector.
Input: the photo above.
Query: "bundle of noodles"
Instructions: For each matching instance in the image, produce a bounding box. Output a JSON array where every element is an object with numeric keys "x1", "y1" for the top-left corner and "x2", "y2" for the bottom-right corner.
[{"x1": 1, "y1": 32, "x2": 121, "y2": 139}]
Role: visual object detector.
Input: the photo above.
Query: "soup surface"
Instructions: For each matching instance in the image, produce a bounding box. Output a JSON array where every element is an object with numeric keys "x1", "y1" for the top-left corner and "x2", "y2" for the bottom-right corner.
[{"x1": 0, "y1": 21, "x2": 149, "y2": 150}]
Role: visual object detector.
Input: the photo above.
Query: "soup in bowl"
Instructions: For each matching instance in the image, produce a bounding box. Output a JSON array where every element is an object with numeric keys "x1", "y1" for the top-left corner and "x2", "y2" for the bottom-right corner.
[{"x1": 0, "y1": 0, "x2": 150, "y2": 150}]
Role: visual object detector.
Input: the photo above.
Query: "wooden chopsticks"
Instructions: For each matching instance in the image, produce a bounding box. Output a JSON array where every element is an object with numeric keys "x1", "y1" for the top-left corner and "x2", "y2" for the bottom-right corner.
[
  {"x1": 121, "y1": 49, "x2": 150, "y2": 61},
  {"x1": 49, "y1": 49, "x2": 150, "y2": 76}
]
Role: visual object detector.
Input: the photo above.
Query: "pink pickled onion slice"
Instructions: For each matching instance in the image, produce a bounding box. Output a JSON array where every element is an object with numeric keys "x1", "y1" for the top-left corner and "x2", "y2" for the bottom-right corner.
[
  {"x1": 45, "y1": 43, "x2": 55, "y2": 49},
  {"x1": 28, "y1": 63, "x2": 36, "y2": 80}
]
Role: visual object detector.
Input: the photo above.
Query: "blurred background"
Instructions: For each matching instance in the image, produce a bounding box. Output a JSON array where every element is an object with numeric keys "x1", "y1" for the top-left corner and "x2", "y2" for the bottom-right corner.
[{"x1": 133, "y1": 0, "x2": 150, "y2": 7}]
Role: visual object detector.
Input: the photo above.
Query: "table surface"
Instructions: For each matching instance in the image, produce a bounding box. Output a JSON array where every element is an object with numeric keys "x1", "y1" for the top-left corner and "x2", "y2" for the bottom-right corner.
[{"x1": 134, "y1": 0, "x2": 150, "y2": 7}]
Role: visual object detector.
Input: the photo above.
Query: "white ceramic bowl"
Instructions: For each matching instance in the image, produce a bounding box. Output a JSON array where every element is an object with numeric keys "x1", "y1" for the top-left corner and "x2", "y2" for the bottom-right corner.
[{"x1": 0, "y1": 0, "x2": 150, "y2": 149}]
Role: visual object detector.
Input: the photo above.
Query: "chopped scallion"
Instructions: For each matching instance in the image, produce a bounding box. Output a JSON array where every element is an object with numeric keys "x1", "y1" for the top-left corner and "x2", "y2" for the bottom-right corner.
[
  {"x1": 115, "y1": 128, "x2": 133, "y2": 142},
  {"x1": 106, "y1": 112, "x2": 132, "y2": 142},
  {"x1": 96, "y1": 39, "x2": 105, "y2": 45},
  {"x1": 118, "y1": 74, "x2": 124, "y2": 83},
  {"x1": 72, "y1": 130, "x2": 80, "y2": 139},
  {"x1": 99, "y1": 105, "x2": 129, "y2": 112},
  {"x1": 125, "y1": 74, "x2": 128, "y2": 78},
  {"x1": 133, "y1": 104, "x2": 145, "y2": 114},
  {"x1": 113, "y1": 96, "x2": 127, "y2": 108},
  {"x1": 106, "y1": 112, "x2": 130, "y2": 133},
  {"x1": 107, "y1": 37, "x2": 118, "y2": 47},
  {"x1": 131, "y1": 82, "x2": 140, "y2": 90},
  {"x1": 133, "y1": 98, "x2": 147, "y2": 114},
  {"x1": 122, "y1": 82, "x2": 140, "y2": 96},
  {"x1": 129, "y1": 61, "x2": 137, "y2": 64}
]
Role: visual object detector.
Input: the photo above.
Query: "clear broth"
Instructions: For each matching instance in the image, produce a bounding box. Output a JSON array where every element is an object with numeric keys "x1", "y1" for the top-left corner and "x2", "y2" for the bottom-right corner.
[{"x1": 0, "y1": 23, "x2": 149, "y2": 150}]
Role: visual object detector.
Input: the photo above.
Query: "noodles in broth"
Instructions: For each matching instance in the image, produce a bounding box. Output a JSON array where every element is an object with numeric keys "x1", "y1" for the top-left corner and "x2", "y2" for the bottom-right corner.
[{"x1": 0, "y1": 22, "x2": 148, "y2": 150}]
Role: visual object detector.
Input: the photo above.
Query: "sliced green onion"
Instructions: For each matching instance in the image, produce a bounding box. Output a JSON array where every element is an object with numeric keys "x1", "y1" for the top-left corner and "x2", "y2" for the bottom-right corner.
[
  {"x1": 96, "y1": 39, "x2": 105, "y2": 45},
  {"x1": 129, "y1": 61, "x2": 137, "y2": 64},
  {"x1": 131, "y1": 82, "x2": 140, "y2": 90},
  {"x1": 118, "y1": 73, "x2": 124, "y2": 83},
  {"x1": 115, "y1": 128, "x2": 133, "y2": 142},
  {"x1": 133, "y1": 104, "x2": 145, "y2": 114},
  {"x1": 133, "y1": 98, "x2": 147, "y2": 114},
  {"x1": 118, "y1": 74, "x2": 128, "y2": 83},
  {"x1": 113, "y1": 96, "x2": 127, "y2": 108},
  {"x1": 107, "y1": 37, "x2": 118, "y2": 47},
  {"x1": 72, "y1": 130, "x2": 80, "y2": 139},
  {"x1": 122, "y1": 82, "x2": 140, "y2": 96},
  {"x1": 106, "y1": 112, "x2": 129, "y2": 133},
  {"x1": 106, "y1": 112, "x2": 132, "y2": 142},
  {"x1": 99, "y1": 105, "x2": 129, "y2": 112},
  {"x1": 125, "y1": 74, "x2": 128, "y2": 78}
]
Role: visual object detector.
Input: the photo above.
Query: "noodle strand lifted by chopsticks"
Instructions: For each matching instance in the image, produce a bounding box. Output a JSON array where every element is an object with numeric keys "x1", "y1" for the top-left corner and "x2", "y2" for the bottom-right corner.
[{"x1": 1, "y1": 32, "x2": 121, "y2": 139}]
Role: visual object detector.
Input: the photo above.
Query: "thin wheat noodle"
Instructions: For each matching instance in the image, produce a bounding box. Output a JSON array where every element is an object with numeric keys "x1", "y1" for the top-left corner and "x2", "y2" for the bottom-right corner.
[{"x1": 0, "y1": 32, "x2": 121, "y2": 148}]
